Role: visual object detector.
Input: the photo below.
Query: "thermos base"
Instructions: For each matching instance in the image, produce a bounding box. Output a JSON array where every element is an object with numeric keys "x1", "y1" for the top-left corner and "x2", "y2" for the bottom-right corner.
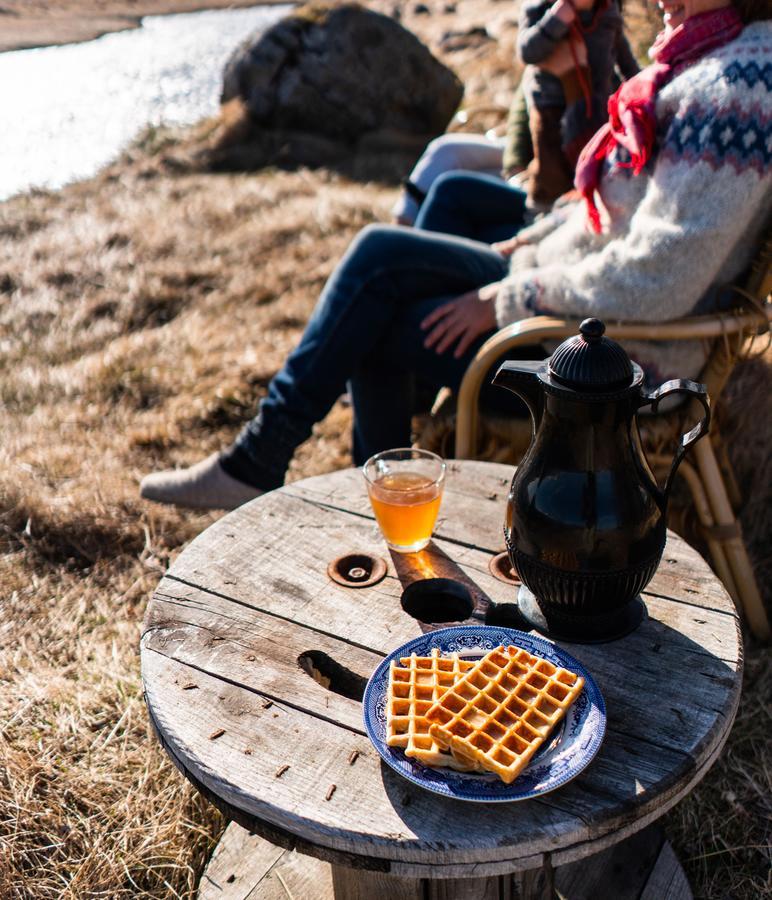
[{"x1": 517, "y1": 585, "x2": 647, "y2": 643}]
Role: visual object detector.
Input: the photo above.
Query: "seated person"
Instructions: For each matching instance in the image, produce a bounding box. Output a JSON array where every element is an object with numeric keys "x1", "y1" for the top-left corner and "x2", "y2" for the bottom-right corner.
[
  {"x1": 391, "y1": 3, "x2": 639, "y2": 227},
  {"x1": 517, "y1": 0, "x2": 638, "y2": 209},
  {"x1": 140, "y1": 0, "x2": 770, "y2": 511}
]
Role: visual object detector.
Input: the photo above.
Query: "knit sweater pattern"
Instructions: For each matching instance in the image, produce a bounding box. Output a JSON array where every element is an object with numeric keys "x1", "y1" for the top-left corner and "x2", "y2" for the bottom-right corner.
[{"x1": 497, "y1": 22, "x2": 772, "y2": 385}]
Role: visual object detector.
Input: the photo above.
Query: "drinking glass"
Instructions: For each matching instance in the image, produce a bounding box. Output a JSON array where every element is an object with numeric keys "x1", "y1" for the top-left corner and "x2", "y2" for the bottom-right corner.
[{"x1": 363, "y1": 448, "x2": 446, "y2": 553}]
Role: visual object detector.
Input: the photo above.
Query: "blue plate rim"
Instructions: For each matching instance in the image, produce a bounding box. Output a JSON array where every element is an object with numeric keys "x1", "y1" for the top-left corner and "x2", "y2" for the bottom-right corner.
[{"x1": 363, "y1": 624, "x2": 606, "y2": 803}]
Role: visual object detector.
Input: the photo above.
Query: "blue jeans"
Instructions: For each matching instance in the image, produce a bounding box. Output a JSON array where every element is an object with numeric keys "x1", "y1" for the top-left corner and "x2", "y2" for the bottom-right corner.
[
  {"x1": 415, "y1": 171, "x2": 527, "y2": 244},
  {"x1": 222, "y1": 224, "x2": 509, "y2": 490}
]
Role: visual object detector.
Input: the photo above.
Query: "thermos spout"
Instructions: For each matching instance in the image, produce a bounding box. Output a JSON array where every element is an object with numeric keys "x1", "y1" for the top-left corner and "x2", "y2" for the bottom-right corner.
[{"x1": 492, "y1": 360, "x2": 545, "y2": 433}]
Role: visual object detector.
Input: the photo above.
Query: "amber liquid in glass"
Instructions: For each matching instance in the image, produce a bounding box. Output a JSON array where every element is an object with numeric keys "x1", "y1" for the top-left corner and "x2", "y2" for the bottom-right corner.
[{"x1": 367, "y1": 471, "x2": 443, "y2": 551}]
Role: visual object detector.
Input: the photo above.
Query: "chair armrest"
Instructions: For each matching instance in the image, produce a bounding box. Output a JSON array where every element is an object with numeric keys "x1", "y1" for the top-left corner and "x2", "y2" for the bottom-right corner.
[{"x1": 454, "y1": 308, "x2": 772, "y2": 459}]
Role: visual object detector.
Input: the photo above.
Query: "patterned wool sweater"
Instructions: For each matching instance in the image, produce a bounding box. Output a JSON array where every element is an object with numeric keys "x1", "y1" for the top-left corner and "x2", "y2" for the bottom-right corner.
[{"x1": 496, "y1": 21, "x2": 772, "y2": 385}]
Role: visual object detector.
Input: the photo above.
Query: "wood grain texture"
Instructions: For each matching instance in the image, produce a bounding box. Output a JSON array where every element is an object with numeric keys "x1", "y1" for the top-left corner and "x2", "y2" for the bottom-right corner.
[
  {"x1": 142, "y1": 462, "x2": 741, "y2": 879},
  {"x1": 198, "y1": 827, "x2": 286, "y2": 900},
  {"x1": 639, "y1": 839, "x2": 694, "y2": 900}
]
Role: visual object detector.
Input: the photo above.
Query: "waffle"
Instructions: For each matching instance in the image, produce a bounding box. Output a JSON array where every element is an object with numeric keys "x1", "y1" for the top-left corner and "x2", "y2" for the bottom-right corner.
[
  {"x1": 426, "y1": 645, "x2": 584, "y2": 784},
  {"x1": 386, "y1": 650, "x2": 483, "y2": 771}
]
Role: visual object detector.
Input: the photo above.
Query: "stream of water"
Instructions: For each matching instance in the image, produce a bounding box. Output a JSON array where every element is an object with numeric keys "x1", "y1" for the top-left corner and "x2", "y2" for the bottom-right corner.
[{"x1": 0, "y1": 4, "x2": 290, "y2": 201}]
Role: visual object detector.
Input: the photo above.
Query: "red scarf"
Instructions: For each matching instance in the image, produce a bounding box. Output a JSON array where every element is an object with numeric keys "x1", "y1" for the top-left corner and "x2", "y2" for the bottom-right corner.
[{"x1": 574, "y1": 7, "x2": 744, "y2": 233}]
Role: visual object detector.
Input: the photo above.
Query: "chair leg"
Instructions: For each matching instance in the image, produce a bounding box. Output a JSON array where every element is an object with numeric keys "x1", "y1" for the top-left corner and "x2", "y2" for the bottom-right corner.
[
  {"x1": 649, "y1": 456, "x2": 742, "y2": 613},
  {"x1": 692, "y1": 437, "x2": 771, "y2": 640},
  {"x1": 711, "y1": 433, "x2": 743, "y2": 512},
  {"x1": 651, "y1": 455, "x2": 740, "y2": 609}
]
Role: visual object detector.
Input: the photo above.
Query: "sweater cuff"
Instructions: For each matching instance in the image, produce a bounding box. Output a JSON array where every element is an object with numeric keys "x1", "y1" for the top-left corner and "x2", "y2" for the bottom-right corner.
[
  {"x1": 495, "y1": 273, "x2": 542, "y2": 329},
  {"x1": 495, "y1": 282, "x2": 522, "y2": 329}
]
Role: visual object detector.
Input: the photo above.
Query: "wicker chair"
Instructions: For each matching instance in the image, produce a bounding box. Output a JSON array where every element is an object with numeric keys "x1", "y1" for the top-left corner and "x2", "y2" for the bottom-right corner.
[{"x1": 418, "y1": 235, "x2": 772, "y2": 640}]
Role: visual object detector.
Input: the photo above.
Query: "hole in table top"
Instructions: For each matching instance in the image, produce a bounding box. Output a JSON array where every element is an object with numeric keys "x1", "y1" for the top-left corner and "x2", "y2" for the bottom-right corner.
[
  {"x1": 400, "y1": 578, "x2": 475, "y2": 625},
  {"x1": 297, "y1": 650, "x2": 367, "y2": 702}
]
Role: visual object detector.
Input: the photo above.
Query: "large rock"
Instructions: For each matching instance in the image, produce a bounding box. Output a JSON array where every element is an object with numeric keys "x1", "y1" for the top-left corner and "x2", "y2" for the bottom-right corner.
[{"x1": 221, "y1": 3, "x2": 463, "y2": 146}]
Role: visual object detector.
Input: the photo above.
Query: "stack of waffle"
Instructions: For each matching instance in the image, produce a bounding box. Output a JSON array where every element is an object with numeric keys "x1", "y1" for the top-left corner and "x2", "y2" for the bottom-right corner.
[{"x1": 386, "y1": 645, "x2": 584, "y2": 784}]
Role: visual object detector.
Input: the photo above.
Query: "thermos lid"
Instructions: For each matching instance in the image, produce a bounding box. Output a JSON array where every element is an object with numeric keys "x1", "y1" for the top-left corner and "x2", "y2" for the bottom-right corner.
[{"x1": 548, "y1": 318, "x2": 634, "y2": 391}]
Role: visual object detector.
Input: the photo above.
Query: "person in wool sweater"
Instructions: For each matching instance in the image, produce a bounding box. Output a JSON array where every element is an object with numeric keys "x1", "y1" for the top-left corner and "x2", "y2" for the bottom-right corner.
[{"x1": 140, "y1": 0, "x2": 771, "y2": 511}]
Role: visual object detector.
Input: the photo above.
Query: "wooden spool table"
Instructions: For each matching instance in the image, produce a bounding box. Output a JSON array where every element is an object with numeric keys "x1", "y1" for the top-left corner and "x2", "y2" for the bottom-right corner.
[{"x1": 140, "y1": 462, "x2": 742, "y2": 899}]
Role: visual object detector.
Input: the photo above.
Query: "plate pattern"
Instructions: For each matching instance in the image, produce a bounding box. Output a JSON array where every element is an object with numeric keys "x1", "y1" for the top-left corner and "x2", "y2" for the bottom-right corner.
[{"x1": 363, "y1": 625, "x2": 606, "y2": 802}]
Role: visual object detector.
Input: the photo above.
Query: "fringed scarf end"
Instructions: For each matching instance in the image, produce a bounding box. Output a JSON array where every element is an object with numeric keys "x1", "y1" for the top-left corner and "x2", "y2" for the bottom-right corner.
[{"x1": 584, "y1": 195, "x2": 603, "y2": 234}]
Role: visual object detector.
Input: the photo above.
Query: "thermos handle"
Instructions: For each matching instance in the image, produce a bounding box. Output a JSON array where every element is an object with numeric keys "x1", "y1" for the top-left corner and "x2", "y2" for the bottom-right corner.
[{"x1": 638, "y1": 379, "x2": 711, "y2": 505}]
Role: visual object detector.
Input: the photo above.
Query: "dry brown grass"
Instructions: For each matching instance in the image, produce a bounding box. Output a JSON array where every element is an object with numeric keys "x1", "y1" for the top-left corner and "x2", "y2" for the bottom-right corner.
[
  {"x1": 0, "y1": 2, "x2": 769, "y2": 898},
  {"x1": 0, "y1": 156, "x2": 382, "y2": 898}
]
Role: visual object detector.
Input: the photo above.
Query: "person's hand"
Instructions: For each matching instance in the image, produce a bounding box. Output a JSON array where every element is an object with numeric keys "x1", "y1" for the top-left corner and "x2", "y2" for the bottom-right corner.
[
  {"x1": 420, "y1": 283, "x2": 500, "y2": 358},
  {"x1": 551, "y1": 0, "x2": 576, "y2": 23},
  {"x1": 539, "y1": 36, "x2": 587, "y2": 76},
  {"x1": 492, "y1": 235, "x2": 524, "y2": 257},
  {"x1": 552, "y1": 0, "x2": 593, "y2": 19}
]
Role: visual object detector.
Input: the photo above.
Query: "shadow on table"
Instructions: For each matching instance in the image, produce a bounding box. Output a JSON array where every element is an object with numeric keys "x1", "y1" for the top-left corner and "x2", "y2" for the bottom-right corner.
[{"x1": 388, "y1": 540, "x2": 529, "y2": 633}]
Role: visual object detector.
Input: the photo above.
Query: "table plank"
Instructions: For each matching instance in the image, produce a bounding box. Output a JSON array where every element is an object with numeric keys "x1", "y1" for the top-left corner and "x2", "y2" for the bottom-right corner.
[
  {"x1": 153, "y1": 499, "x2": 738, "y2": 664},
  {"x1": 284, "y1": 462, "x2": 512, "y2": 551},
  {"x1": 198, "y1": 827, "x2": 286, "y2": 900},
  {"x1": 144, "y1": 588, "x2": 378, "y2": 734},
  {"x1": 283, "y1": 464, "x2": 738, "y2": 616},
  {"x1": 639, "y1": 839, "x2": 694, "y2": 899}
]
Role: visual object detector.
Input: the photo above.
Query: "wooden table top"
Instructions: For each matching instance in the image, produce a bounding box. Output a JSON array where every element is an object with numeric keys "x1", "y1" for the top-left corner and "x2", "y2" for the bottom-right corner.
[{"x1": 141, "y1": 461, "x2": 742, "y2": 880}]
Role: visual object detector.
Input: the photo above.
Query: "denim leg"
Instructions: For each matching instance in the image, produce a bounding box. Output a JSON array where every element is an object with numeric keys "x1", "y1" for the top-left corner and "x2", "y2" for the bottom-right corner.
[
  {"x1": 349, "y1": 367, "x2": 415, "y2": 466},
  {"x1": 414, "y1": 171, "x2": 528, "y2": 244},
  {"x1": 349, "y1": 291, "x2": 547, "y2": 464},
  {"x1": 227, "y1": 225, "x2": 508, "y2": 489}
]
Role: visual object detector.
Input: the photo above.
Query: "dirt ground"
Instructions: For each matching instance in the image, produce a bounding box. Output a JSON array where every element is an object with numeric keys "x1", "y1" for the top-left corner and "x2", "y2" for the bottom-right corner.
[{"x1": 0, "y1": 1, "x2": 769, "y2": 898}]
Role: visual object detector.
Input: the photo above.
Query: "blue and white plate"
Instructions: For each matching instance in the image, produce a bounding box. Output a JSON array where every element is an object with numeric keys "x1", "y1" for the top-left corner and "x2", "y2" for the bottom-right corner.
[{"x1": 363, "y1": 625, "x2": 606, "y2": 802}]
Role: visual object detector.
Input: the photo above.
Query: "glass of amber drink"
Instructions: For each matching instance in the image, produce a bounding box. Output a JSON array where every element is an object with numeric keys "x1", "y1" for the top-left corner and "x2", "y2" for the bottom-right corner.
[{"x1": 363, "y1": 448, "x2": 446, "y2": 553}]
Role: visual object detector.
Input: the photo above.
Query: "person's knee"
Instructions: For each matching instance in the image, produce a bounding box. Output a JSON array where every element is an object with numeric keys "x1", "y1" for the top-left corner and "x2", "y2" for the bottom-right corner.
[
  {"x1": 348, "y1": 223, "x2": 393, "y2": 255},
  {"x1": 342, "y1": 224, "x2": 411, "y2": 272},
  {"x1": 425, "y1": 171, "x2": 479, "y2": 207},
  {"x1": 423, "y1": 134, "x2": 467, "y2": 172}
]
